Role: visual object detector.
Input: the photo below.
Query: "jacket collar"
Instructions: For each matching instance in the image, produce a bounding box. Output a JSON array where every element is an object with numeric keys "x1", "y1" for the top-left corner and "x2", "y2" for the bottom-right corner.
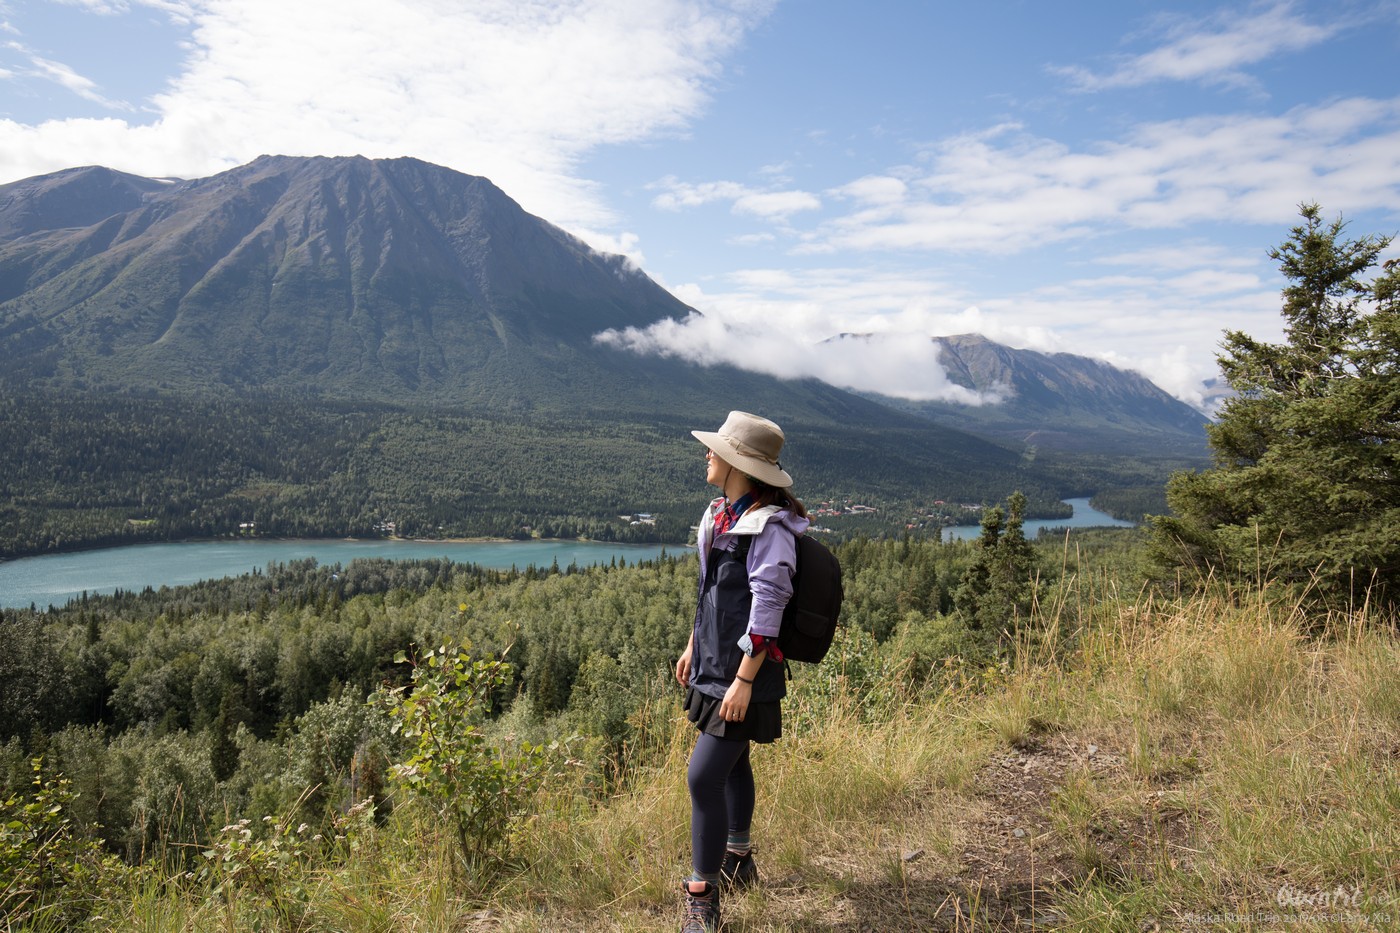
[
  {"x1": 729, "y1": 503, "x2": 782, "y2": 535},
  {"x1": 703, "y1": 499, "x2": 782, "y2": 541}
]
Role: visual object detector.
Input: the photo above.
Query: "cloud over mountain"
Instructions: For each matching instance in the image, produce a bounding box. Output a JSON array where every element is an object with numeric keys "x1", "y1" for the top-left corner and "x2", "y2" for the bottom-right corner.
[{"x1": 596, "y1": 311, "x2": 1006, "y2": 405}]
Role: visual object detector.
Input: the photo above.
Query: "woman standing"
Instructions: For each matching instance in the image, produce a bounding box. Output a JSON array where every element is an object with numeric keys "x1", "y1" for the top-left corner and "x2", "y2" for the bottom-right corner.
[{"x1": 674, "y1": 411, "x2": 809, "y2": 933}]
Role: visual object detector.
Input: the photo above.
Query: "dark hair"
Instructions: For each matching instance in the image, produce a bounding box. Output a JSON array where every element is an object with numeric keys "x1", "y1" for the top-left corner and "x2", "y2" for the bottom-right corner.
[{"x1": 750, "y1": 480, "x2": 808, "y2": 519}]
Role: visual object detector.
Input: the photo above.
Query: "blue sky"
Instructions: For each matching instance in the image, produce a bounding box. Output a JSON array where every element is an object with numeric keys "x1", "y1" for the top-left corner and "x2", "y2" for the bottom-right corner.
[{"x1": 2, "y1": 0, "x2": 1398, "y2": 410}]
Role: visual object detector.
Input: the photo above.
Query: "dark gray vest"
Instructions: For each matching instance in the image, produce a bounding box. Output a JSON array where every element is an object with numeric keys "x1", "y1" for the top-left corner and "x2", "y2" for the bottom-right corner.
[{"x1": 689, "y1": 541, "x2": 786, "y2": 703}]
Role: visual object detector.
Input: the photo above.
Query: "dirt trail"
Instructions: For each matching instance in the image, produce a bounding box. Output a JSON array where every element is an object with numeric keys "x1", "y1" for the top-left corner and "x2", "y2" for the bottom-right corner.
[{"x1": 746, "y1": 732, "x2": 1193, "y2": 932}]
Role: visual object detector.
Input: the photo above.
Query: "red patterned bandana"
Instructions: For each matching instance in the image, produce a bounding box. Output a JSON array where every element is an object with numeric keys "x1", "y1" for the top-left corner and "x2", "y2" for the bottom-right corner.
[{"x1": 713, "y1": 492, "x2": 756, "y2": 537}]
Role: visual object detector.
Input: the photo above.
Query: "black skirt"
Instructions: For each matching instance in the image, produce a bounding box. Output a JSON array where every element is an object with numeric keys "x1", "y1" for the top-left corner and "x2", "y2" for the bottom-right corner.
[{"x1": 685, "y1": 685, "x2": 782, "y2": 744}]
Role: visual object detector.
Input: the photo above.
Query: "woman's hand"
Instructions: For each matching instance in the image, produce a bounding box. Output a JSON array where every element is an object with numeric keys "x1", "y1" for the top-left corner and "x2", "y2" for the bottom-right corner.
[
  {"x1": 675, "y1": 645, "x2": 693, "y2": 687},
  {"x1": 719, "y1": 678, "x2": 751, "y2": 723}
]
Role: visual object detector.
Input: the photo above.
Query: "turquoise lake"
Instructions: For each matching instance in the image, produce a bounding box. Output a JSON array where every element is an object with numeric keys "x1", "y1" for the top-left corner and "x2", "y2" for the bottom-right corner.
[
  {"x1": 0, "y1": 498, "x2": 1133, "y2": 610},
  {"x1": 0, "y1": 538, "x2": 674, "y2": 610},
  {"x1": 940, "y1": 496, "x2": 1134, "y2": 541}
]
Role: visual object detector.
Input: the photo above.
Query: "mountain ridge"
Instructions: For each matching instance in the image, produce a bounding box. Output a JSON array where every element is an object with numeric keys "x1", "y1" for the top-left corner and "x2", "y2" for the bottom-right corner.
[
  {"x1": 841, "y1": 333, "x2": 1208, "y2": 455},
  {"x1": 0, "y1": 155, "x2": 716, "y2": 408}
]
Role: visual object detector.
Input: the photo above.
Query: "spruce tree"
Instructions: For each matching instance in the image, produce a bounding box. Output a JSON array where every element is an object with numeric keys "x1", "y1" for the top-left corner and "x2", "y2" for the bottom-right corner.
[
  {"x1": 953, "y1": 491, "x2": 1041, "y2": 655},
  {"x1": 209, "y1": 692, "x2": 241, "y2": 783},
  {"x1": 1151, "y1": 204, "x2": 1400, "y2": 606}
]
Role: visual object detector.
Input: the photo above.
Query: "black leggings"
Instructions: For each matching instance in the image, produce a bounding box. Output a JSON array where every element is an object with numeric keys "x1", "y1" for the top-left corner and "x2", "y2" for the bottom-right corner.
[{"x1": 687, "y1": 732, "x2": 754, "y2": 875}]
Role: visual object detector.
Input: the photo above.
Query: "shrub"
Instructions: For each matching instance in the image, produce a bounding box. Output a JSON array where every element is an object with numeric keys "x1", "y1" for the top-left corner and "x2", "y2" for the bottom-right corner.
[
  {"x1": 380, "y1": 643, "x2": 554, "y2": 880},
  {"x1": 0, "y1": 758, "x2": 127, "y2": 929}
]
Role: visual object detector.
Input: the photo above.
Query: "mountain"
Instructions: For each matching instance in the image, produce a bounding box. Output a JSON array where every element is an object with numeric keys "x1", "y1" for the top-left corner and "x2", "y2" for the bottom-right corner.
[
  {"x1": 0, "y1": 156, "x2": 1206, "y2": 453},
  {"x1": 1, "y1": 157, "x2": 1080, "y2": 550},
  {"x1": 1, "y1": 157, "x2": 889, "y2": 425},
  {"x1": 0, "y1": 155, "x2": 708, "y2": 411},
  {"x1": 852, "y1": 334, "x2": 1209, "y2": 455}
]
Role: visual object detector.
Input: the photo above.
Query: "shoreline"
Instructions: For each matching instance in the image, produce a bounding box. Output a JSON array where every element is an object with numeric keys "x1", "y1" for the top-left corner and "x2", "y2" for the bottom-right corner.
[{"x1": 0, "y1": 533, "x2": 682, "y2": 565}]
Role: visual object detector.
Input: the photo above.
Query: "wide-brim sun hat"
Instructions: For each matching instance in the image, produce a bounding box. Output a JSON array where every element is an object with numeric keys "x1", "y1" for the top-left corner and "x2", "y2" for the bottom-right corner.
[{"x1": 692, "y1": 410, "x2": 793, "y2": 489}]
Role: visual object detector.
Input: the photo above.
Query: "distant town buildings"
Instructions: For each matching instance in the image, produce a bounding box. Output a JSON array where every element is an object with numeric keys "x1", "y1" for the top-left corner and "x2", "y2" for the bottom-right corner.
[
  {"x1": 811, "y1": 500, "x2": 879, "y2": 518},
  {"x1": 810, "y1": 497, "x2": 986, "y2": 535}
]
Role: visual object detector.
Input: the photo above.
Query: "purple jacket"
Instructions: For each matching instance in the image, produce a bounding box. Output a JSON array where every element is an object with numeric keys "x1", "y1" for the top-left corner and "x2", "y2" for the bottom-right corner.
[{"x1": 694, "y1": 497, "x2": 811, "y2": 641}]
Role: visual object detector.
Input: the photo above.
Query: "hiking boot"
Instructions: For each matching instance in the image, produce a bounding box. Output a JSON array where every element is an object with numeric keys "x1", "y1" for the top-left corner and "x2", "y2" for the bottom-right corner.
[
  {"x1": 720, "y1": 850, "x2": 758, "y2": 891},
  {"x1": 680, "y1": 881, "x2": 720, "y2": 932}
]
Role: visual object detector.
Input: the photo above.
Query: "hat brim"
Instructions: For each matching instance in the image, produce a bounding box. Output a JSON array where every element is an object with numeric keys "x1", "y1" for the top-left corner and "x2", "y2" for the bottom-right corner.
[{"x1": 692, "y1": 429, "x2": 793, "y2": 488}]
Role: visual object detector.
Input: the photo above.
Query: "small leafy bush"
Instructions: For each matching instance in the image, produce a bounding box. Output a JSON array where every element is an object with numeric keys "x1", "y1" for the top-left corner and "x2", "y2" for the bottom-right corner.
[
  {"x1": 0, "y1": 758, "x2": 126, "y2": 929},
  {"x1": 199, "y1": 797, "x2": 376, "y2": 931},
  {"x1": 381, "y1": 644, "x2": 553, "y2": 879},
  {"x1": 786, "y1": 625, "x2": 903, "y2": 733}
]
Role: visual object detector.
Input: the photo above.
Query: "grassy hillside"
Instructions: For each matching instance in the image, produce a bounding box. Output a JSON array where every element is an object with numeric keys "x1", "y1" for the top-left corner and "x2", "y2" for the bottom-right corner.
[
  {"x1": 4, "y1": 531, "x2": 1396, "y2": 930},
  {"x1": 496, "y1": 587, "x2": 1400, "y2": 931}
]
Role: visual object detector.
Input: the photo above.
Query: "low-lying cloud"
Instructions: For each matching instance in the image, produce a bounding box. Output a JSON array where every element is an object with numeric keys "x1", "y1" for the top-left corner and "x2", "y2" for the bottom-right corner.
[
  {"x1": 593, "y1": 256, "x2": 1284, "y2": 414},
  {"x1": 592, "y1": 272, "x2": 1069, "y2": 406},
  {"x1": 595, "y1": 311, "x2": 1006, "y2": 405}
]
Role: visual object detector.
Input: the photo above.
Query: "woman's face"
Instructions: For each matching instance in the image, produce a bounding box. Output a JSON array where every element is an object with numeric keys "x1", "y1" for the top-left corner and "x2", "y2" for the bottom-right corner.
[{"x1": 705, "y1": 449, "x2": 731, "y2": 489}]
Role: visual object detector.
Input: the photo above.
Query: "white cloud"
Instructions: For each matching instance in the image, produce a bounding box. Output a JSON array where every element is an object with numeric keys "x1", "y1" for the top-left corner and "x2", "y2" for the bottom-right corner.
[
  {"x1": 0, "y1": 0, "x2": 775, "y2": 230},
  {"x1": 568, "y1": 227, "x2": 647, "y2": 271},
  {"x1": 651, "y1": 178, "x2": 747, "y2": 210},
  {"x1": 786, "y1": 98, "x2": 1400, "y2": 256},
  {"x1": 4, "y1": 40, "x2": 130, "y2": 108},
  {"x1": 1097, "y1": 242, "x2": 1258, "y2": 271},
  {"x1": 1166, "y1": 268, "x2": 1263, "y2": 297},
  {"x1": 1100, "y1": 345, "x2": 1215, "y2": 410},
  {"x1": 829, "y1": 175, "x2": 908, "y2": 206},
  {"x1": 1054, "y1": 1, "x2": 1342, "y2": 92},
  {"x1": 593, "y1": 243, "x2": 1288, "y2": 413},
  {"x1": 596, "y1": 308, "x2": 1003, "y2": 405},
  {"x1": 732, "y1": 189, "x2": 821, "y2": 219},
  {"x1": 53, "y1": 0, "x2": 133, "y2": 13},
  {"x1": 594, "y1": 268, "x2": 1066, "y2": 404},
  {"x1": 651, "y1": 175, "x2": 820, "y2": 220}
]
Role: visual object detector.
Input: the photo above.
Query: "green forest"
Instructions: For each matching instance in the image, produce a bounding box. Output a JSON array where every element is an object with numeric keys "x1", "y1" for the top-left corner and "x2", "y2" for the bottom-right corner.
[{"x1": 0, "y1": 387, "x2": 1152, "y2": 560}]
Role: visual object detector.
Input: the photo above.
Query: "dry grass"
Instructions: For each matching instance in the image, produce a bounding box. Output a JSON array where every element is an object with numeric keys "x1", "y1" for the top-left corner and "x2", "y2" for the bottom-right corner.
[{"x1": 492, "y1": 586, "x2": 1400, "y2": 932}]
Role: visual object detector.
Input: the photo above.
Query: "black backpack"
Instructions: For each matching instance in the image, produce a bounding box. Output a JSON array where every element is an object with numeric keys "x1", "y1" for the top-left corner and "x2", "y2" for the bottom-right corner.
[{"x1": 738, "y1": 533, "x2": 843, "y2": 663}]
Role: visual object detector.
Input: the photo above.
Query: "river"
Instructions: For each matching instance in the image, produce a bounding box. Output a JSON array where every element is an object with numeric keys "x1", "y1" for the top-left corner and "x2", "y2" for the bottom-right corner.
[{"x1": 0, "y1": 497, "x2": 1134, "y2": 610}]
